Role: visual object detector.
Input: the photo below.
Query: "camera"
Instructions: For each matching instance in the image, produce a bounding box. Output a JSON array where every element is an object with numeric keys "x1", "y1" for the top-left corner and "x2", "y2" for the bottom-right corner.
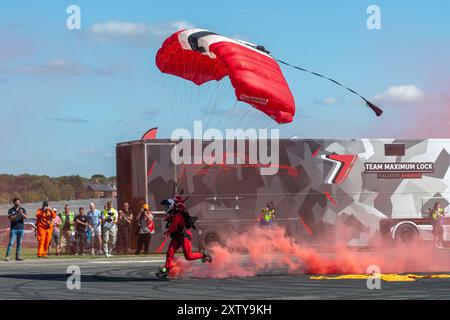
[{"x1": 106, "y1": 211, "x2": 114, "y2": 223}]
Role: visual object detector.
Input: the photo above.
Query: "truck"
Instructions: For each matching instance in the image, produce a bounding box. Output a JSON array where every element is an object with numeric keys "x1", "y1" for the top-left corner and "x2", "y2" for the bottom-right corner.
[{"x1": 116, "y1": 138, "x2": 450, "y2": 252}]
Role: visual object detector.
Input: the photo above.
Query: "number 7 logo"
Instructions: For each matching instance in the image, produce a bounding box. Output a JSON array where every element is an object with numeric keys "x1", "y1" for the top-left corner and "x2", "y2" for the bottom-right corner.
[{"x1": 322, "y1": 154, "x2": 357, "y2": 184}]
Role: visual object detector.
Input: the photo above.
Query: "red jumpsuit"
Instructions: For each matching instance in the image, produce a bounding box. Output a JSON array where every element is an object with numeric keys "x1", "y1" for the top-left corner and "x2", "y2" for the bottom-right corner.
[{"x1": 164, "y1": 212, "x2": 203, "y2": 269}]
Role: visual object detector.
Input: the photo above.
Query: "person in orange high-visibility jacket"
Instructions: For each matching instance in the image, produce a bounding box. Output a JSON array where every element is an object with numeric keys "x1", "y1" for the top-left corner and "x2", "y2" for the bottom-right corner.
[{"x1": 36, "y1": 200, "x2": 56, "y2": 258}]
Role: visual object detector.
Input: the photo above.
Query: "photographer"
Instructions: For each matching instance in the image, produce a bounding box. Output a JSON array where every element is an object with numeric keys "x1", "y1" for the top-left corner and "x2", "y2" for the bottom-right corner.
[
  {"x1": 4, "y1": 198, "x2": 28, "y2": 261},
  {"x1": 116, "y1": 202, "x2": 133, "y2": 254},
  {"x1": 74, "y1": 207, "x2": 89, "y2": 256},
  {"x1": 102, "y1": 201, "x2": 118, "y2": 257},
  {"x1": 36, "y1": 200, "x2": 56, "y2": 258},
  {"x1": 135, "y1": 204, "x2": 155, "y2": 255}
]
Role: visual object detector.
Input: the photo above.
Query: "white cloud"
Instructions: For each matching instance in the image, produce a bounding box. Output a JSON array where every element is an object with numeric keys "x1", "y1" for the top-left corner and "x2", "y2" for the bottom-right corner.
[
  {"x1": 10, "y1": 59, "x2": 114, "y2": 76},
  {"x1": 374, "y1": 85, "x2": 426, "y2": 104},
  {"x1": 87, "y1": 20, "x2": 194, "y2": 43}
]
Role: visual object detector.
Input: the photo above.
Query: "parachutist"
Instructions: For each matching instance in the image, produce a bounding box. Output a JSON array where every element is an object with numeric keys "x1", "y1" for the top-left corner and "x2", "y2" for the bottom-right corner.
[{"x1": 156, "y1": 194, "x2": 213, "y2": 279}]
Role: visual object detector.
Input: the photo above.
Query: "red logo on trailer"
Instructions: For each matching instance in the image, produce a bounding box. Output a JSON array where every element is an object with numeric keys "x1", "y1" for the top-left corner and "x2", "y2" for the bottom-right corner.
[{"x1": 322, "y1": 154, "x2": 357, "y2": 184}]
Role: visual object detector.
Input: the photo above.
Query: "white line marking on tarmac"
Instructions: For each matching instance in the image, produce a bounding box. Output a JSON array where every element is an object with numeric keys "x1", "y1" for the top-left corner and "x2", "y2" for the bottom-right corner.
[{"x1": 89, "y1": 260, "x2": 165, "y2": 264}]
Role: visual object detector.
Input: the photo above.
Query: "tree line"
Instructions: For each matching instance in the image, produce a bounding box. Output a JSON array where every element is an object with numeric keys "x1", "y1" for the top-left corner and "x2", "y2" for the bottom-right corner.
[{"x1": 0, "y1": 174, "x2": 116, "y2": 204}]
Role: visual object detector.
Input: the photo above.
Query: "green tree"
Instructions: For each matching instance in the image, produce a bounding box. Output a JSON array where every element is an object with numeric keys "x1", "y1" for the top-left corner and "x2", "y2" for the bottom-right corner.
[{"x1": 90, "y1": 174, "x2": 108, "y2": 184}]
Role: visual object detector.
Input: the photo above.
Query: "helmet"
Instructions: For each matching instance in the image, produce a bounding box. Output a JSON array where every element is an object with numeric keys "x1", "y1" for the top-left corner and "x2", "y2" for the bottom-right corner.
[{"x1": 160, "y1": 199, "x2": 175, "y2": 213}]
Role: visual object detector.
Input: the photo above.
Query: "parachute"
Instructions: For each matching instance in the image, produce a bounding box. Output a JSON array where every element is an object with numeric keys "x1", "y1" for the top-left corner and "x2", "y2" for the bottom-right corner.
[
  {"x1": 155, "y1": 28, "x2": 383, "y2": 128},
  {"x1": 156, "y1": 28, "x2": 296, "y2": 124}
]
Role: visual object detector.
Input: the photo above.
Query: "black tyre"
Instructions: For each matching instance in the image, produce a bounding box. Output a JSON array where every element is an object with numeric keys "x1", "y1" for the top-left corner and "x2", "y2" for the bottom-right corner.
[{"x1": 395, "y1": 224, "x2": 420, "y2": 243}]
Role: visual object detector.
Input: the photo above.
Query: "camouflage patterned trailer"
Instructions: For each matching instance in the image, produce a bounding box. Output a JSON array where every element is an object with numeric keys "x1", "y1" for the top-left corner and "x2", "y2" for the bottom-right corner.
[{"x1": 116, "y1": 139, "x2": 450, "y2": 252}]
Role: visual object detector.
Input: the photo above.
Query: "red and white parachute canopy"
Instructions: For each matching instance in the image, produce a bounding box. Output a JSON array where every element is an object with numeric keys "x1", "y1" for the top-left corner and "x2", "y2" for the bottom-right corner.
[{"x1": 156, "y1": 28, "x2": 296, "y2": 124}]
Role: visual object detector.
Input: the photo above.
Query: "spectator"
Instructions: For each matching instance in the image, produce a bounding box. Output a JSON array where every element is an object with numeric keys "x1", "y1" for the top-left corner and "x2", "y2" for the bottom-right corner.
[
  {"x1": 102, "y1": 201, "x2": 118, "y2": 257},
  {"x1": 48, "y1": 208, "x2": 61, "y2": 256},
  {"x1": 259, "y1": 202, "x2": 276, "y2": 227},
  {"x1": 59, "y1": 204, "x2": 75, "y2": 254},
  {"x1": 429, "y1": 202, "x2": 445, "y2": 249},
  {"x1": 74, "y1": 207, "x2": 89, "y2": 256},
  {"x1": 135, "y1": 204, "x2": 155, "y2": 255},
  {"x1": 117, "y1": 202, "x2": 133, "y2": 254},
  {"x1": 36, "y1": 200, "x2": 56, "y2": 258},
  {"x1": 4, "y1": 198, "x2": 28, "y2": 261},
  {"x1": 87, "y1": 203, "x2": 103, "y2": 255}
]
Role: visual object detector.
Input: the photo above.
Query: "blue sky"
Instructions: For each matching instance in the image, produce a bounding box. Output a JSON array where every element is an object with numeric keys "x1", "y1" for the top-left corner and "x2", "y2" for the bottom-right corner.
[{"x1": 1, "y1": 0, "x2": 449, "y2": 177}]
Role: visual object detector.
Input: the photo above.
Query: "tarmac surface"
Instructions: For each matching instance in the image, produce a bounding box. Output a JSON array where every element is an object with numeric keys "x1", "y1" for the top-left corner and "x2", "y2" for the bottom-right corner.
[{"x1": 1, "y1": 251, "x2": 450, "y2": 300}]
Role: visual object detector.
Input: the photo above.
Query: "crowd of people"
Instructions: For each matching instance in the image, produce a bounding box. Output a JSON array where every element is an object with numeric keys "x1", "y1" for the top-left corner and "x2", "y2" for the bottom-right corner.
[
  {"x1": 5, "y1": 197, "x2": 447, "y2": 263},
  {"x1": 4, "y1": 198, "x2": 156, "y2": 261}
]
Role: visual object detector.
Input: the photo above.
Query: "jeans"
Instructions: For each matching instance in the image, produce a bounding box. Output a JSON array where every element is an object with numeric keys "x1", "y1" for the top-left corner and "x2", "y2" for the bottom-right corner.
[
  {"x1": 136, "y1": 233, "x2": 151, "y2": 255},
  {"x1": 6, "y1": 229, "x2": 25, "y2": 258},
  {"x1": 117, "y1": 228, "x2": 130, "y2": 254},
  {"x1": 75, "y1": 231, "x2": 86, "y2": 254}
]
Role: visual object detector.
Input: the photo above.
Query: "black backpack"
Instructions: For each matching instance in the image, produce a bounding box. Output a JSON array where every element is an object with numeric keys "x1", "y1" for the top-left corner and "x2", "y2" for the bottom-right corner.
[{"x1": 181, "y1": 210, "x2": 198, "y2": 230}]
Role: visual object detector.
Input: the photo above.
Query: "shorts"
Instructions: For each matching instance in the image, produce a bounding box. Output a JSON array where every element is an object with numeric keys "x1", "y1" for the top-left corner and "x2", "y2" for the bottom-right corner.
[
  {"x1": 52, "y1": 231, "x2": 60, "y2": 245},
  {"x1": 91, "y1": 225, "x2": 102, "y2": 237}
]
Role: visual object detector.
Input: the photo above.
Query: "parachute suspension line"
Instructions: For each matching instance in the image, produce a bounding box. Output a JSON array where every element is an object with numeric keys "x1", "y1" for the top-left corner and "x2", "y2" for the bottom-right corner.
[
  {"x1": 261, "y1": 117, "x2": 273, "y2": 129},
  {"x1": 203, "y1": 81, "x2": 215, "y2": 127},
  {"x1": 275, "y1": 58, "x2": 383, "y2": 117},
  {"x1": 187, "y1": 53, "x2": 204, "y2": 130},
  {"x1": 172, "y1": 49, "x2": 182, "y2": 131},
  {"x1": 220, "y1": 78, "x2": 233, "y2": 104},
  {"x1": 204, "y1": 63, "x2": 224, "y2": 129},
  {"x1": 207, "y1": 79, "x2": 228, "y2": 129},
  {"x1": 242, "y1": 108, "x2": 259, "y2": 129},
  {"x1": 212, "y1": 81, "x2": 233, "y2": 129},
  {"x1": 194, "y1": 55, "x2": 207, "y2": 129},
  {"x1": 181, "y1": 46, "x2": 190, "y2": 130},
  {"x1": 267, "y1": 121, "x2": 279, "y2": 131},
  {"x1": 160, "y1": 74, "x2": 174, "y2": 124},
  {"x1": 188, "y1": 81, "x2": 197, "y2": 129},
  {"x1": 178, "y1": 53, "x2": 188, "y2": 130},
  {"x1": 217, "y1": 99, "x2": 237, "y2": 131},
  {"x1": 235, "y1": 104, "x2": 254, "y2": 129},
  {"x1": 254, "y1": 111, "x2": 268, "y2": 129},
  {"x1": 244, "y1": 108, "x2": 267, "y2": 129},
  {"x1": 221, "y1": 85, "x2": 237, "y2": 130}
]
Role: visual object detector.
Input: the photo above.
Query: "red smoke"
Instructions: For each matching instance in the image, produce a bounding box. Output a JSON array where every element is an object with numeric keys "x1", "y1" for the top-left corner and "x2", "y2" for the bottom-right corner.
[{"x1": 173, "y1": 226, "x2": 450, "y2": 278}]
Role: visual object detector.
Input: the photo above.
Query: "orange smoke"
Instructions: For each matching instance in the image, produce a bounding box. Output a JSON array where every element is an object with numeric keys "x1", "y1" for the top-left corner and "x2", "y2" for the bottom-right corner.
[{"x1": 174, "y1": 226, "x2": 450, "y2": 278}]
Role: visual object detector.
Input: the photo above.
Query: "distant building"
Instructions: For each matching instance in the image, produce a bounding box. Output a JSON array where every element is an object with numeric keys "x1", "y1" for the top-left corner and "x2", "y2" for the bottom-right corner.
[{"x1": 87, "y1": 183, "x2": 117, "y2": 199}]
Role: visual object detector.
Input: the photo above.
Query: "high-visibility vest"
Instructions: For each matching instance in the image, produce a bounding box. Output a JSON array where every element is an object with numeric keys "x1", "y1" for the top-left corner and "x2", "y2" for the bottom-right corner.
[
  {"x1": 102, "y1": 208, "x2": 118, "y2": 220},
  {"x1": 262, "y1": 208, "x2": 275, "y2": 222},
  {"x1": 59, "y1": 211, "x2": 75, "y2": 231}
]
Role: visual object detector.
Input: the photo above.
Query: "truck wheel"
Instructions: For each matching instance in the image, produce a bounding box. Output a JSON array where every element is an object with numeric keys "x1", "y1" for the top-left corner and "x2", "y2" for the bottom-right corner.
[{"x1": 395, "y1": 224, "x2": 420, "y2": 243}]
